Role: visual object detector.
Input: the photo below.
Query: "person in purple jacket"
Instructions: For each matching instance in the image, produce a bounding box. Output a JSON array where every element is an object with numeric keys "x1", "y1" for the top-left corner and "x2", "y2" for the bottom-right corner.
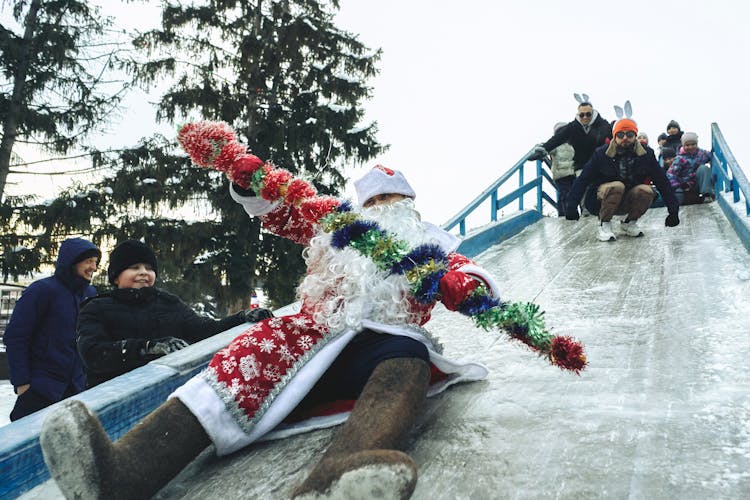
[
  {"x1": 666, "y1": 132, "x2": 714, "y2": 204},
  {"x1": 3, "y1": 238, "x2": 100, "y2": 421}
]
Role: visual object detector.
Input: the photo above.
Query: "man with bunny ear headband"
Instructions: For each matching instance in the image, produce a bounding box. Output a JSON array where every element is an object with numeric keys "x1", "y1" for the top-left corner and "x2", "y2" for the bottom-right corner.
[
  {"x1": 528, "y1": 93, "x2": 613, "y2": 219},
  {"x1": 564, "y1": 104, "x2": 680, "y2": 242}
]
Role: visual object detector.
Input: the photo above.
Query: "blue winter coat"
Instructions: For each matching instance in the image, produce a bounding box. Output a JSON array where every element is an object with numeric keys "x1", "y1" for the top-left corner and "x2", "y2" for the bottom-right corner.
[{"x1": 3, "y1": 238, "x2": 99, "y2": 401}]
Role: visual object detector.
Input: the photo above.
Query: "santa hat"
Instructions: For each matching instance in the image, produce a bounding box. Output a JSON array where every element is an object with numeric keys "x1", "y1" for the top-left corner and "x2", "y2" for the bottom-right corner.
[
  {"x1": 354, "y1": 165, "x2": 416, "y2": 205},
  {"x1": 612, "y1": 118, "x2": 638, "y2": 137}
]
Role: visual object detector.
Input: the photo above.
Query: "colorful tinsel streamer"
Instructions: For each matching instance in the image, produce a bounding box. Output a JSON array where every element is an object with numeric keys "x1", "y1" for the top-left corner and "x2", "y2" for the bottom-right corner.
[{"x1": 177, "y1": 121, "x2": 587, "y2": 374}]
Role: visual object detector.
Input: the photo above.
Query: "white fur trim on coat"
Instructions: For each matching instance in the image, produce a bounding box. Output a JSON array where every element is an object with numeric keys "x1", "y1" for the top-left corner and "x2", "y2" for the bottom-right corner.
[
  {"x1": 456, "y1": 264, "x2": 501, "y2": 298},
  {"x1": 171, "y1": 324, "x2": 488, "y2": 456}
]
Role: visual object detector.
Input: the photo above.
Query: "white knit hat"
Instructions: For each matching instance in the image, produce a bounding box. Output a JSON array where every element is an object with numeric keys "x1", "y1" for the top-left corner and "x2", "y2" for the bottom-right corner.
[{"x1": 354, "y1": 165, "x2": 416, "y2": 205}]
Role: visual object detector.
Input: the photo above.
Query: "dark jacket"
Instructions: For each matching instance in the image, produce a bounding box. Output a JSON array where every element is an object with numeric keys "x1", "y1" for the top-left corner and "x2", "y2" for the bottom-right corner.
[
  {"x1": 3, "y1": 238, "x2": 99, "y2": 401},
  {"x1": 77, "y1": 287, "x2": 246, "y2": 387},
  {"x1": 542, "y1": 113, "x2": 613, "y2": 170},
  {"x1": 567, "y1": 142, "x2": 680, "y2": 216},
  {"x1": 663, "y1": 132, "x2": 684, "y2": 154}
]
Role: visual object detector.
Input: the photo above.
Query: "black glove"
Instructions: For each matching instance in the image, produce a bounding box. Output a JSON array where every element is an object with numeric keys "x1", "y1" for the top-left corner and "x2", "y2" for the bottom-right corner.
[
  {"x1": 565, "y1": 204, "x2": 580, "y2": 221},
  {"x1": 665, "y1": 213, "x2": 680, "y2": 227},
  {"x1": 243, "y1": 308, "x2": 274, "y2": 323},
  {"x1": 145, "y1": 337, "x2": 189, "y2": 357},
  {"x1": 527, "y1": 146, "x2": 548, "y2": 162}
]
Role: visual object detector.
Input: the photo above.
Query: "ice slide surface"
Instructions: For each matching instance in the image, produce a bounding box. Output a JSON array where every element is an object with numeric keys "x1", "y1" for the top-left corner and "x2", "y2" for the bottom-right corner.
[{"x1": 21, "y1": 203, "x2": 750, "y2": 499}]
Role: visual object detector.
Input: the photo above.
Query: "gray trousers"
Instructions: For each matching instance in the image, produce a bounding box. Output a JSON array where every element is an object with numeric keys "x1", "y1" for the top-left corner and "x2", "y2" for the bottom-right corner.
[{"x1": 675, "y1": 164, "x2": 714, "y2": 204}]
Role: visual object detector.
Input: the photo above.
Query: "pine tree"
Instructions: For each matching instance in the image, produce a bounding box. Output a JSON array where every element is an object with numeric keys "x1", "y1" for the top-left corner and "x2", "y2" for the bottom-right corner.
[
  {"x1": 0, "y1": 0, "x2": 128, "y2": 197},
  {"x1": 81, "y1": 0, "x2": 385, "y2": 312},
  {"x1": 0, "y1": 0, "x2": 128, "y2": 278}
]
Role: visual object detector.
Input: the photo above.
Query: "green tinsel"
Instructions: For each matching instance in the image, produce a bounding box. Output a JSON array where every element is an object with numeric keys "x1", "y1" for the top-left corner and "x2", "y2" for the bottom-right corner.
[
  {"x1": 370, "y1": 237, "x2": 410, "y2": 269},
  {"x1": 208, "y1": 138, "x2": 227, "y2": 164},
  {"x1": 472, "y1": 301, "x2": 552, "y2": 352},
  {"x1": 349, "y1": 229, "x2": 408, "y2": 270},
  {"x1": 404, "y1": 260, "x2": 447, "y2": 294},
  {"x1": 250, "y1": 167, "x2": 267, "y2": 194},
  {"x1": 320, "y1": 212, "x2": 359, "y2": 232}
]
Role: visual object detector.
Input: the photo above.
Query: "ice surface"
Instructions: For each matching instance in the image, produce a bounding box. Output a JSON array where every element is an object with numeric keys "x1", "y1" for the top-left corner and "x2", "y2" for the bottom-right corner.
[{"x1": 18, "y1": 203, "x2": 750, "y2": 499}]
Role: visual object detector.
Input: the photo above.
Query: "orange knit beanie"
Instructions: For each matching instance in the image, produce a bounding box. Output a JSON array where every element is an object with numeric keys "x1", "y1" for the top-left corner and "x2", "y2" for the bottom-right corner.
[{"x1": 612, "y1": 118, "x2": 638, "y2": 137}]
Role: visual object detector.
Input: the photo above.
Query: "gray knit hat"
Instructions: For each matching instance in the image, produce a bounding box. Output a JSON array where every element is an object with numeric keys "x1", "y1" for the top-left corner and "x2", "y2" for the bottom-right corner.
[{"x1": 681, "y1": 132, "x2": 698, "y2": 145}]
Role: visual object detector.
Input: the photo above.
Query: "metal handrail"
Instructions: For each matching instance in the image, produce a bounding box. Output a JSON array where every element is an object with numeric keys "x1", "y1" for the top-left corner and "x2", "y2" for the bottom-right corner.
[
  {"x1": 442, "y1": 147, "x2": 558, "y2": 235},
  {"x1": 712, "y1": 123, "x2": 750, "y2": 215}
]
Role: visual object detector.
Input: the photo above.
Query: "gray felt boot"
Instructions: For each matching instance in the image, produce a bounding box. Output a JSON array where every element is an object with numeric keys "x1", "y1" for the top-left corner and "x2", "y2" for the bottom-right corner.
[
  {"x1": 41, "y1": 398, "x2": 210, "y2": 500},
  {"x1": 292, "y1": 357, "x2": 431, "y2": 499}
]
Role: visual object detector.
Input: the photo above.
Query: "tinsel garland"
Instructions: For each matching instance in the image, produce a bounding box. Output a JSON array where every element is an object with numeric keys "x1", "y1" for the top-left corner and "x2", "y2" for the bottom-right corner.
[{"x1": 177, "y1": 120, "x2": 587, "y2": 374}]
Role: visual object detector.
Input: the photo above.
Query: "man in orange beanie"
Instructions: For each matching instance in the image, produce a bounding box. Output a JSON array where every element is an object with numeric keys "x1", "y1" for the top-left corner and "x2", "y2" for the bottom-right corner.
[{"x1": 564, "y1": 117, "x2": 680, "y2": 241}]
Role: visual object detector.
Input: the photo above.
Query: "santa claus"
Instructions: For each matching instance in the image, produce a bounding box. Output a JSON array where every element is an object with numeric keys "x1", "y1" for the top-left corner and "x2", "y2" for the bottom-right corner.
[{"x1": 40, "y1": 122, "x2": 585, "y2": 500}]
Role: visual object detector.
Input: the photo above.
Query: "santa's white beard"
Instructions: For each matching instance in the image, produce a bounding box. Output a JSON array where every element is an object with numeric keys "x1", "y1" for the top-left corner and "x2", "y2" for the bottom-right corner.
[{"x1": 297, "y1": 198, "x2": 437, "y2": 332}]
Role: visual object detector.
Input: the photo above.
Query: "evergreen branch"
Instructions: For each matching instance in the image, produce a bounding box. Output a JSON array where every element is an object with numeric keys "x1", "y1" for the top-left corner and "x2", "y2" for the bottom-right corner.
[{"x1": 9, "y1": 150, "x2": 125, "y2": 168}]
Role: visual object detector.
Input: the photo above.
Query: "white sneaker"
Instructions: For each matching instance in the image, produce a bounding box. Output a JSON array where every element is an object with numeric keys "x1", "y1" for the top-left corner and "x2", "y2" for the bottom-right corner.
[
  {"x1": 597, "y1": 221, "x2": 616, "y2": 241},
  {"x1": 620, "y1": 219, "x2": 644, "y2": 237}
]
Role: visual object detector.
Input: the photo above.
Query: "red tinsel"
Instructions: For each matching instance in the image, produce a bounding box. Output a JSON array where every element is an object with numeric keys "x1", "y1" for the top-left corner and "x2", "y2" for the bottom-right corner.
[
  {"x1": 549, "y1": 336, "x2": 587, "y2": 374},
  {"x1": 299, "y1": 196, "x2": 341, "y2": 224},
  {"x1": 214, "y1": 141, "x2": 248, "y2": 173},
  {"x1": 285, "y1": 179, "x2": 317, "y2": 206},
  {"x1": 177, "y1": 122, "x2": 237, "y2": 168},
  {"x1": 261, "y1": 169, "x2": 293, "y2": 200}
]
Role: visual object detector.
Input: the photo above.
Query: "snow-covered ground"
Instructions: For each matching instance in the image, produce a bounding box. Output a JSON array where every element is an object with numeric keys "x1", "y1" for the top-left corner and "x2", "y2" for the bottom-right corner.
[{"x1": 0, "y1": 379, "x2": 15, "y2": 427}]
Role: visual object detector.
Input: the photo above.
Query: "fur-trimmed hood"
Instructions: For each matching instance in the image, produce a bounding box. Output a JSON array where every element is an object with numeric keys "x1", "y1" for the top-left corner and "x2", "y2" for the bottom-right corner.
[{"x1": 605, "y1": 139, "x2": 648, "y2": 158}]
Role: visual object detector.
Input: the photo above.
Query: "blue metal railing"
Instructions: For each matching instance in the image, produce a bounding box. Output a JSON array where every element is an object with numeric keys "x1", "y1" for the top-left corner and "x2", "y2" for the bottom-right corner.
[
  {"x1": 442, "y1": 148, "x2": 558, "y2": 236},
  {"x1": 711, "y1": 123, "x2": 750, "y2": 252},
  {"x1": 441, "y1": 148, "x2": 559, "y2": 258}
]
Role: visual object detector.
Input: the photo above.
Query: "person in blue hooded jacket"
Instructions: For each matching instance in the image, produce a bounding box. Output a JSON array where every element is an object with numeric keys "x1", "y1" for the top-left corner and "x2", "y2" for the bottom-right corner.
[{"x1": 3, "y1": 237, "x2": 100, "y2": 421}]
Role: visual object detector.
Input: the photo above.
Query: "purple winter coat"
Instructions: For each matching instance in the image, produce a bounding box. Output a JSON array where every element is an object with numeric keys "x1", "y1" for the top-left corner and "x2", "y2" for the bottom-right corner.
[{"x1": 667, "y1": 148, "x2": 711, "y2": 191}]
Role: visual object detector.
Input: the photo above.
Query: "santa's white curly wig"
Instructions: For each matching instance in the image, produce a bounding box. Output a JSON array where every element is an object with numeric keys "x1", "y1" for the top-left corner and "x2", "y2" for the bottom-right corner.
[{"x1": 296, "y1": 198, "x2": 437, "y2": 331}]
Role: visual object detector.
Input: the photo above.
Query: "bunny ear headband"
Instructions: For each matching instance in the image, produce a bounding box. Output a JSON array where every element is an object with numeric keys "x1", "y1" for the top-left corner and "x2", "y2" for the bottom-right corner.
[
  {"x1": 574, "y1": 92, "x2": 591, "y2": 104},
  {"x1": 614, "y1": 100, "x2": 633, "y2": 119}
]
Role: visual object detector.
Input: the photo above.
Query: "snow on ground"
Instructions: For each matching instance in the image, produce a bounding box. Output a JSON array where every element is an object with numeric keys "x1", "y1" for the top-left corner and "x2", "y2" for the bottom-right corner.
[{"x1": 0, "y1": 379, "x2": 15, "y2": 427}]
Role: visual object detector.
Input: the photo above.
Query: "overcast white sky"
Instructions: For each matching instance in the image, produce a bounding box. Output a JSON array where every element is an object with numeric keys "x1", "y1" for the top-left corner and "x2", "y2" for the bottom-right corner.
[
  {"x1": 9, "y1": 0, "x2": 750, "y2": 225},
  {"x1": 332, "y1": 0, "x2": 750, "y2": 222}
]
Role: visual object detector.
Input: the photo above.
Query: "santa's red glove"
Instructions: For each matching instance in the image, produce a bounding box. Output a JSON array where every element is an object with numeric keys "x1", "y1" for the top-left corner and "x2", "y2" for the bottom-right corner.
[
  {"x1": 230, "y1": 154, "x2": 265, "y2": 189},
  {"x1": 439, "y1": 270, "x2": 480, "y2": 311}
]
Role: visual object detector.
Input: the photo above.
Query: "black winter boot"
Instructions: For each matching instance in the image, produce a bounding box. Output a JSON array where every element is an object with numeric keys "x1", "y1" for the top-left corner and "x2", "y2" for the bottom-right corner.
[
  {"x1": 41, "y1": 398, "x2": 210, "y2": 500},
  {"x1": 292, "y1": 356, "x2": 431, "y2": 499}
]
